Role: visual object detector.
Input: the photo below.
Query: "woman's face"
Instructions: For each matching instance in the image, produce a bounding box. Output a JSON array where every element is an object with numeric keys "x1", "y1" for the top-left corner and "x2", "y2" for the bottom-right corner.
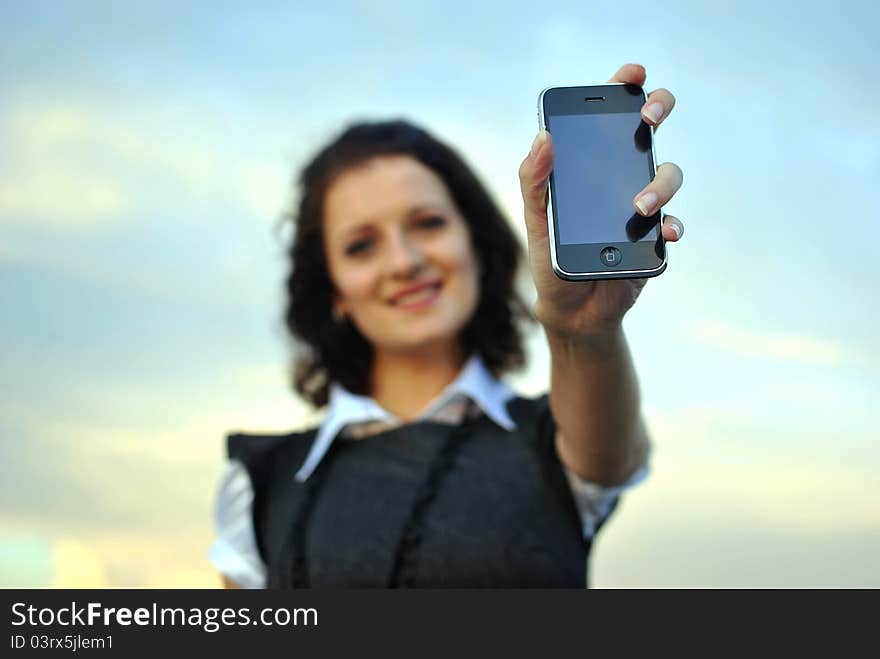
[{"x1": 323, "y1": 155, "x2": 480, "y2": 358}]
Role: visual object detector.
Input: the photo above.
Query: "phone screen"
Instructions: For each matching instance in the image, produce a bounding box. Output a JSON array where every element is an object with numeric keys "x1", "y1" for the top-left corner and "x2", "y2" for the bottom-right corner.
[{"x1": 548, "y1": 112, "x2": 655, "y2": 245}]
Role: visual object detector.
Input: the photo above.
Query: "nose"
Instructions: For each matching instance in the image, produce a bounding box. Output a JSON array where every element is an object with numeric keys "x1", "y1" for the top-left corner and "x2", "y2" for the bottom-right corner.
[{"x1": 386, "y1": 231, "x2": 426, "y2": 279}]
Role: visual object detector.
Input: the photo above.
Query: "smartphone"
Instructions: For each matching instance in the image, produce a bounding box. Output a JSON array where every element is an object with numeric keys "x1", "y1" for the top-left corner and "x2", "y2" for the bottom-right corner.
[{"x1": 538, "y1": 84, "x2": 666, "y2": 280}]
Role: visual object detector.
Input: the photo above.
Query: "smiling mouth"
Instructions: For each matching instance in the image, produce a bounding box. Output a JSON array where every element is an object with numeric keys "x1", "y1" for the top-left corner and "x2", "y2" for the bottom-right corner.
[{"x1": 388, "y1": 282, "x2": 443, "y2": 309}]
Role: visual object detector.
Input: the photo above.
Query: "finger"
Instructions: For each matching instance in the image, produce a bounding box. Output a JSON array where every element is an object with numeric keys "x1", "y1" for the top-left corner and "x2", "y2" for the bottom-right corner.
[
  {"x1": 518, "y1": 130, "x2": 555, "y2": 241},
  {"x1": 661, "y1": 215, "x2": 684, "y2": 242},
  {"x1": 641, "y1": 88, "x2": 676, "y2": 129},
  {"x1": 633, "y1": 162, "x2": 684, "y2": 216},
  {"x1": 608, "y1": 63, "x2": 647, "y2": 85}
]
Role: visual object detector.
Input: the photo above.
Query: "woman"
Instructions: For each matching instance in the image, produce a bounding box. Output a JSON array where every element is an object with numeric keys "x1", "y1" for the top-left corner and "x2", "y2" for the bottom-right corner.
[{"x1": 209, "y1": 63, "x2": 684, "y2": 588}]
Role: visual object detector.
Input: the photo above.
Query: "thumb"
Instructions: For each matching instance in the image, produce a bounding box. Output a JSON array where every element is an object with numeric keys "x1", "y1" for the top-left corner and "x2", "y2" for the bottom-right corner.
[{"x1": 518, "y1": 130, "x2": 554, "y2": 242}]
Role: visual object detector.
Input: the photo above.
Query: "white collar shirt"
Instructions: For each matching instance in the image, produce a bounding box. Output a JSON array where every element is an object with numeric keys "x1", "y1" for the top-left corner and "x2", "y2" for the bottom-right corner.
[{"x1": 294, "y1": 353, "x2": 517, "y2": 483}]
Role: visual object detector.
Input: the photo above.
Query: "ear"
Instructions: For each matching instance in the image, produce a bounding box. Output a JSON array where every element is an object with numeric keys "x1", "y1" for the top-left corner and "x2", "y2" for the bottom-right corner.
[{"x1": 332, "y1": 298, "x2": 347, "y2": 321}]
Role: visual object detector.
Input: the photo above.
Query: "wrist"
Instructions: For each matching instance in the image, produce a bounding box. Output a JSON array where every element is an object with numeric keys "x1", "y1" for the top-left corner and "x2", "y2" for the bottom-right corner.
[
  {"x1": 535, "y1": 300, "x2": 624, "y2": 344},
  {"x1": 543, "y1": 320, "x2": 625, "y2": 357}
]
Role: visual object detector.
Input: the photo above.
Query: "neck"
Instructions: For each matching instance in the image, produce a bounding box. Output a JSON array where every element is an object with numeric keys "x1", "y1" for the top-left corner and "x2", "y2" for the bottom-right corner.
[{"x1": 370, "y1": 342, "x2": 467, "y2": 422}]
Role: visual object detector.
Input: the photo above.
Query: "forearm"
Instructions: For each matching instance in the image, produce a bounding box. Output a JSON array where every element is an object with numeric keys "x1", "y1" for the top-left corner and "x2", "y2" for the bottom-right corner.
[{"x1": 546, "y1": 325, "x2": 649, "y2": 486}]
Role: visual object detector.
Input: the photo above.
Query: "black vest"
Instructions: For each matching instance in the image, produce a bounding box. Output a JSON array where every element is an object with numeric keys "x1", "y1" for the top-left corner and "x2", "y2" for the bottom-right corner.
[{"x1": 228, "y1": 395, "x2": 608, "y2": 588}]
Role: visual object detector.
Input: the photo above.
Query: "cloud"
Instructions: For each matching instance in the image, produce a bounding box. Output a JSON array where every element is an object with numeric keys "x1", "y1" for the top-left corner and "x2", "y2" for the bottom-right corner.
[
  {"x1": 686, "y1": 319, "x2": 856, "y2": 367},
  {"x1": 644, "y1": 404, "x2": 880, "y2": 532},
  {"x1": 0, "y1": 358, "x2": 324, "y2": 587},
  {"x1": 0, "y1": 102, "x2": 290, "y2": 229},
  {"x1": 52, "y1": 539, "x2": 108, "y2": 587},
  {"x1": 0, "y1": 533, "x2": 54, "y2": 587},
  {"x1": 238, "y1": 164, "x2": 291, "y2": 224},
  {"x1": 589, "y1": 403, "x2": 880, "y2": 587},
  {"x1": 0, "y1": 108, "x2": 128, "y2": 225},
  {"x1": 0, "y1": 173, "x2": 127, "y2": 224}
]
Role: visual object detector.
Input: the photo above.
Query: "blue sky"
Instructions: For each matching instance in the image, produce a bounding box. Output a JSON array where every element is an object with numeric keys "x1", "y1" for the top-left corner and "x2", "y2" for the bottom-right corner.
[{"x1": 1, "y1": 1, "x2": 877, "y2": 586}]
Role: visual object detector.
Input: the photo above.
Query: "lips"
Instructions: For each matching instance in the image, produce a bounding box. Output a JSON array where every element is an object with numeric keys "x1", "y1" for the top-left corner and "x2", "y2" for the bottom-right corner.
[{"x1": 387, "y1": 280, "x2": 443, "y2": 307}]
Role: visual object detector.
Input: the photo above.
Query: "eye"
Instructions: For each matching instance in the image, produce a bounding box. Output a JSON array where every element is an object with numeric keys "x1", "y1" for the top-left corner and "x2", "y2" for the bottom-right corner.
[
  {"x1": 415, "y1": 215, "x2": 446, "y2": 230},
  {"x1": 345, "y1": 237, "x2": 373, "y2": 256}
]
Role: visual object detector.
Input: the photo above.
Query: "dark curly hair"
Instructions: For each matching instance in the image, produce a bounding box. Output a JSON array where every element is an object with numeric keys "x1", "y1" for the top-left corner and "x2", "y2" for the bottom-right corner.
[{"x1": 285, "y1": 119, "x2": 534, "y2": 408}]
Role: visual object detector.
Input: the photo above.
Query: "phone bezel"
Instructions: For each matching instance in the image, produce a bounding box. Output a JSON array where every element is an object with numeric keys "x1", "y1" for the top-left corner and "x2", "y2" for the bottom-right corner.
[{"x1": 538, "y1": 84, "x2": 667, "y2": 281}]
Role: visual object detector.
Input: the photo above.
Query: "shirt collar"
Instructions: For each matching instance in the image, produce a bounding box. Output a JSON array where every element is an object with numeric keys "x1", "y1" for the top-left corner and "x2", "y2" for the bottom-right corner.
[{"x1": 294, "y1": 354, "x2": 517, "y2": 482}]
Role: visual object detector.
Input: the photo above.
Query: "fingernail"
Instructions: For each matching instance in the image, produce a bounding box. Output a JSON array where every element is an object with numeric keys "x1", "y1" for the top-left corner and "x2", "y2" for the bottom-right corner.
[
  {"x1": 635, "y1": 191, "x2": 657, "y2": 215},
  {"x1": 642, "y1": 102, "x2": 663, "y2": 124},
  {"x1": 668, "y1": 222, "x2": 682, "y2": 239},
  {"x1": 530, "y1": 130, "x2": 547, "y2": 157}
]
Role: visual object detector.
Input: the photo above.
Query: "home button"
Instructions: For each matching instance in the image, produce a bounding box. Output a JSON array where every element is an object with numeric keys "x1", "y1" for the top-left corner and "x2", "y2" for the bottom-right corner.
[{"x1": 600, "y1": 246, "x2": 622, "y2": 267}]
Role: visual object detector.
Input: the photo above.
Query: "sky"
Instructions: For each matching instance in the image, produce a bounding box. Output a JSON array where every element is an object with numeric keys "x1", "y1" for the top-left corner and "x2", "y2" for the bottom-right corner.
[{"x1": 1, "y1": 0, "x2": 878, "y2": 587}]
